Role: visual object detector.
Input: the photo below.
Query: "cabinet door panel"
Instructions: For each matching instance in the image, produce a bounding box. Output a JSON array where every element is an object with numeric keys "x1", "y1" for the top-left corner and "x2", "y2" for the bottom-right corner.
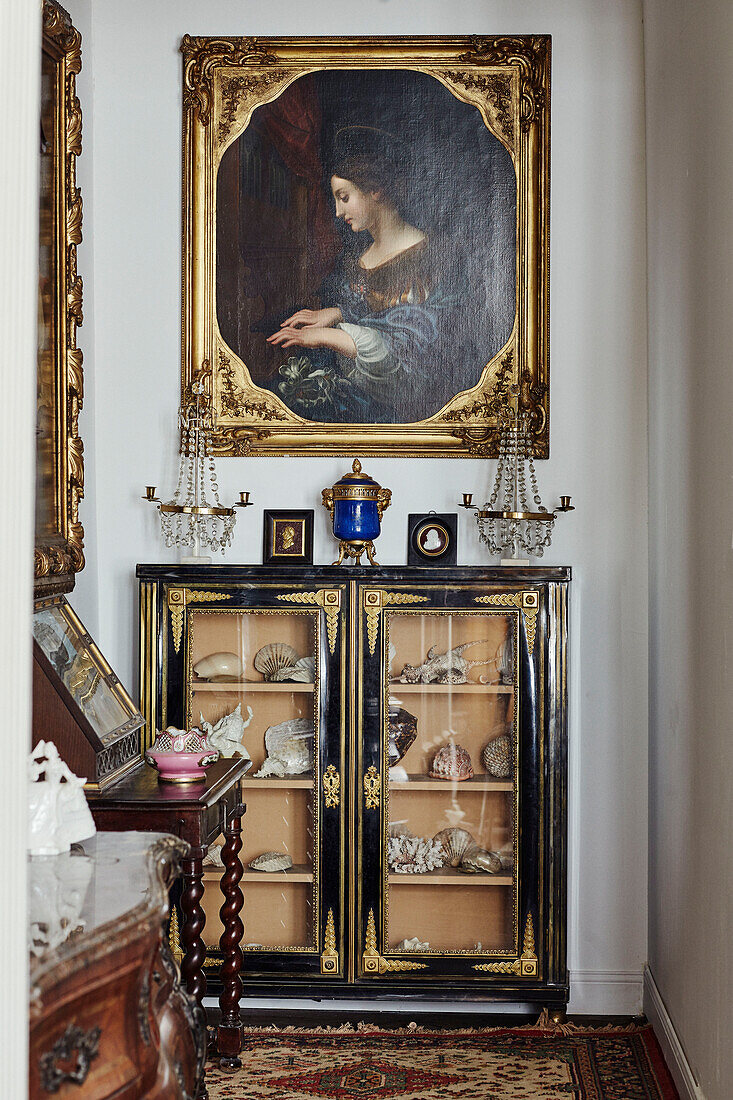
[
  {"x1": 357, "y1": 582, "x2": 542, "y2": 984},
  {"x1": 161, "y1": 581, "x2": 347, "y2": 982}
]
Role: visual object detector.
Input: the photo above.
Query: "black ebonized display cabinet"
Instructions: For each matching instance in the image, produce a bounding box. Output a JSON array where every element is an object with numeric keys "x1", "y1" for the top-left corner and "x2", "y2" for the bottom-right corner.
[{"x1": 138, "y1": 565, "x2": 569, "y2": 1009}]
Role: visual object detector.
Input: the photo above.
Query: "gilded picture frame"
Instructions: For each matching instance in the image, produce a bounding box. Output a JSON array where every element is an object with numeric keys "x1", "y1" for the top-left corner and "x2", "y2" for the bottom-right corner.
[
  {"x1": 35, "y1": 0, "x2": 85, "y2": 595},
  {"x1": 182, "y1": 36, "x2": 550, "y2": 458}
]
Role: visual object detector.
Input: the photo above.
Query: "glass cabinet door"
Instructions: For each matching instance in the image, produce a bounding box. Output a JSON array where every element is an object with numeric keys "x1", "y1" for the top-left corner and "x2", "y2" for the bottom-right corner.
[
  {"x1": 358, "y1": 584, "x2": 540, "y2": 983},
  {"x1": 160, "y1": 582, "x2": 346, "y2": 982}
]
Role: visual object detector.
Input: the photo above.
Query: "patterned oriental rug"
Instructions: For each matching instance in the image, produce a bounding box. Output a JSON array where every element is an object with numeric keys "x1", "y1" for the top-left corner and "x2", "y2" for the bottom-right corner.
[{"x1": 205, "y1": 1016, "x2": 679, "y2": 1100}]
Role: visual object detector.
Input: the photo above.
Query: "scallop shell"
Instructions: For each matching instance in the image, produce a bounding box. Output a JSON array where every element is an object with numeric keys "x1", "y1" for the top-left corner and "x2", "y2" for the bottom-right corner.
[
  {"x1": 429, "y1": 742, "x2": 474, "y2": 781},
  {"x1": 284, "y1": 656, "x2": 315, "y2": 683},
  {"x1": 459, "y1": 845, "x2": 503, "y2": 874},
  {"x1": 254, "y1": 643, "x2": 300, "y2": 681},
  {"x1": 193, "y1": 652, "x2": 243, "y2": 682},
  {"x1": 482, "y1": 734, "x2": 512, "y2": 778},
  {"x1": 457, "y1": 844, "x2": 501, "y2": 871},
  {"x1": 248, "y1": 851, "x2": 293, "y2": 872},
  {"x1": 433, "y1": 827, "x2": 476, "y2": 867}
]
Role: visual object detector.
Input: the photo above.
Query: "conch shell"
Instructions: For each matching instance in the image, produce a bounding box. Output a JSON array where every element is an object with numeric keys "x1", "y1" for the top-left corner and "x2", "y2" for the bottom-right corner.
[{"x1": 193, "y1": 652, "x2": 243, "y2": 682}]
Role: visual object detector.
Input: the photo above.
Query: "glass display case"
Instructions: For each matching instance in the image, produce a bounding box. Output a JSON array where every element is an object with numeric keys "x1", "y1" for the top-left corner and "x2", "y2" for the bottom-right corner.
[
  {"x1": 138, "y1": 565, "x2": 569, "y2": 1007},
  {"x1": 189, "y1": 608, "x2": 320, "y2": 957}
]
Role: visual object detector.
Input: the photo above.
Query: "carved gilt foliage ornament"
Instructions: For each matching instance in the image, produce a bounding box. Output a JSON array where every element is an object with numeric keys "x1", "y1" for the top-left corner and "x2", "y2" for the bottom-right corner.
[
  {"x1": 181, "y1": 35, "x2": 551, "y2": 458},
  {"x1": 36, "y1": 1, "x2": 85, "y2": 595}
]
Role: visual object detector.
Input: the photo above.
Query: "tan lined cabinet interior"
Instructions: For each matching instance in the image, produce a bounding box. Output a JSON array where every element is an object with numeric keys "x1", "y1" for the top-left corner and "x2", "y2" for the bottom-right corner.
[
  {"x1": 385, "y1": 611, "x2": 516, "y2": 954},
  {"x1": 188, "y1": 609, "x2": 318, "y2": 952}
]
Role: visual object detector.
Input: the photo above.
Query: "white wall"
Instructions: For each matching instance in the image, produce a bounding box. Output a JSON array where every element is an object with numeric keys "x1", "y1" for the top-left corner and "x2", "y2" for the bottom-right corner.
[
  {"x1": 0, "y1": 1, "x2": 40, "y2": 1089},
  {"x1": 68, "y1": 0, "x2": 649, "y2": 1013},
  {"x1": 644, "y1": 0, "x2": 733, "y2": 1095}
]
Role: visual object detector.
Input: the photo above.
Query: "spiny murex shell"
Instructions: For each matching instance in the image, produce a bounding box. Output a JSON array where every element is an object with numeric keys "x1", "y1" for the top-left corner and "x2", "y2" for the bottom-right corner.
[
  {"x1": 287, "y1": 656, "x2": 315, "y2": 682},
  {"x1": 253, "y1": 718, "x2": 314, "y2": 777},
  {"x1": 388, "y1": 835, "x2": 445, "y2": 874},
  {"x1": 399, "y1": 640, "x2": 492, "y2": 684},
  {"x1": 249, "y1": 851, "x2": 293, "y2": 872},
  {"x1": 433, "y1": 827, "x2": 476, "y2": 867},
  {"x1": 254, "y1": 643, "x2": 299, "y2": 681},
  {"x1": 482, "y1": 734, "x2": 512, "y2": 778},
  {"x1": 193, "y1": 652, "x2": 243, "y2": 682},
  {"x1": 459, "y1": 845, "x2": 503, "y2": 874},
  {"x1": 429, "y1": 742, "x2": 474, "y2": 781}
]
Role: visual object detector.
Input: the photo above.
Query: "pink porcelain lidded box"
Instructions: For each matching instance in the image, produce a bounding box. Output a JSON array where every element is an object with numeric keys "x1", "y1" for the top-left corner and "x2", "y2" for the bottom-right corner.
[{"x1": 145, "y1": 726, "x2": 219, "y2": 783}]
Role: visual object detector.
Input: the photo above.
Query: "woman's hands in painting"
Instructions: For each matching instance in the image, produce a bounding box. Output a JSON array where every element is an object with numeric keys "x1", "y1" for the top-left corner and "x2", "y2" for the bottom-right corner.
[{"x1": 267, "y1": 307, "x2": 357, "y2": 359}]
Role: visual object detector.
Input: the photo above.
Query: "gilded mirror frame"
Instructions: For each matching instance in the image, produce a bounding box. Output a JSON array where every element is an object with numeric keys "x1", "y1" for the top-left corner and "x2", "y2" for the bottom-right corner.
[
  {"x1": 182, "y1": 36, "x2": 550, "y2": 458},
  {"x1": 35, "y1": 0, "x2": 84, "y2": 596}
]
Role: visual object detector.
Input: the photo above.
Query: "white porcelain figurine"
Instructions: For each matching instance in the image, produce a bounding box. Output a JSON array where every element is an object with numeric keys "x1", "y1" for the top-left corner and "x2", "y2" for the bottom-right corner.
[{"x1": 27, "y1": 741, "x2": 96, "y2": 855}]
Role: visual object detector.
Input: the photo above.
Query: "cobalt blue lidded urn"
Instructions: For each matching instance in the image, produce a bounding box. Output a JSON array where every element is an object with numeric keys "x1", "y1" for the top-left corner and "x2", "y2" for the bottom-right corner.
[{"x1": 321, "y1": 459, "x2": 392, "y2": 565}]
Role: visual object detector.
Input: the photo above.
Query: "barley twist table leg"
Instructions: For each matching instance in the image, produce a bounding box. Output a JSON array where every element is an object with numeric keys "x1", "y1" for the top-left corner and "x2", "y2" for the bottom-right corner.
[
  {"x1": 217, "y1": 802, "x2": 246, "y2": 1071},
  {"x1": 180, "y1": 849, "x2": 207, "y2": 1006}
]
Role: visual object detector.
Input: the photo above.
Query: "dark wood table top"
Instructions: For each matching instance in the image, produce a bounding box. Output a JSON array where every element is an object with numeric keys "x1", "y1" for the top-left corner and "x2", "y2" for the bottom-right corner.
[{"x1": 86, "y1": 757, "x2": 250, "y2": 811}]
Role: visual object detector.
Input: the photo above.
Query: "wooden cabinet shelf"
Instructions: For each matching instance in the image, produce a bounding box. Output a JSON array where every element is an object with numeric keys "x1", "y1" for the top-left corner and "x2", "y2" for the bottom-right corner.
[
  {"x1": 192, "y1": 681, "x2": 314, "y2": 693},
  {"x1": 388, "y1": 868, "x2": 513, "y2": 887},
  {"x1": 389, "y1": 683, "x2": 513, "y2": 694},
  {"x1": 241, "y1": 774, "x2": 314, "y2": 789},
  {"x1": 390, "y1": 774, "x2": 513, "y2": 792},
  {"x1": 204, "y1": 863, "x2": 313, "y2": 884}
]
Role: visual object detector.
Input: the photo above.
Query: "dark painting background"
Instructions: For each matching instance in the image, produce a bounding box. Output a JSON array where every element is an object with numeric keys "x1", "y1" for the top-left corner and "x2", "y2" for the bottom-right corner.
[{"x1": 216, "y1": 69, "x2": 516, "y2": 424}]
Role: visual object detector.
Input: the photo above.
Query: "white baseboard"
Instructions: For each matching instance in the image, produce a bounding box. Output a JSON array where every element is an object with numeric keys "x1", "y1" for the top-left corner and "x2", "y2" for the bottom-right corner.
[
  {"x1": 643, "y1": 966, "x2": 704, "y2": 1100},
  {"x1": 567, "y1": 970, "x2": 643, "y2": 1015}
]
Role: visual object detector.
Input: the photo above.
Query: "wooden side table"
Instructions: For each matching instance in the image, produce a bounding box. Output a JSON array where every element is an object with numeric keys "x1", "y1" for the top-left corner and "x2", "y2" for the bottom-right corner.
[{"x1": 87, "y1": 758, "x2": 247, "y2": 1083}]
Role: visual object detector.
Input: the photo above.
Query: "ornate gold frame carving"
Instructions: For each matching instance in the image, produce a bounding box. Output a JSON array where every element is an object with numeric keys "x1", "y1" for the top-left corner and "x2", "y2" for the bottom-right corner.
[
  {"x1": 181, "y1": 36, "x2": 550, "y2": 458},
  {"x1": 35, "y1": 1, "x2": 85, "y2": 596}
]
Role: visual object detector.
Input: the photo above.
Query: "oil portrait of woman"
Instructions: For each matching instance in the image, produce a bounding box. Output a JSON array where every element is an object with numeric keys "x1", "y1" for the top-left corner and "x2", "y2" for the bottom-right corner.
[{"x1": 216, "y1": 69, "x2": 516, "y2": 426}]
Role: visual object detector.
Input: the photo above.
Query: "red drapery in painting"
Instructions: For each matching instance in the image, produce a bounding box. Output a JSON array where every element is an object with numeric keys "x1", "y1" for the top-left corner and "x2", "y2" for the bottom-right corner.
[{"x1": 262, "y1": 79, "x2": 341, "y2": 286}]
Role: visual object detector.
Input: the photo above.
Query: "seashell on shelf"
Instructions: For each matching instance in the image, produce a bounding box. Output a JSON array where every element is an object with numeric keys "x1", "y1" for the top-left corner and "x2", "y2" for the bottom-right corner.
[
  {"x1": 200, "y1": 703, "x2": 253, "y2": 763},
  {"x1": 429, "y1": 742, "x2": 474, "y2": 781},
  {"x1": 497, "y1": 635, "x2": 514, "y2": 684},
  {"x1": 388, "y1": 835, "x2": 445, "y2": 874},
  {"x1": 399, "y1": 640, "x2": 492, "y2": 684},
  {"x1": 482, "y1": 733, "x2": 512, "y2": 778},
  {"x1": 193, "y1": 652, "x2": 243, "y2": 682},
  {"x1": 248, "y1": 851, "x2": 293, "y2": 872},
  {"x1": 459, "y1": 845, "x2": 503, "y2": 874},
  {"x1": 396, "y1": 937, "x2": 430, "y2": 951},
  {"x1": 433, "y1": 827, "x2": 476, "y2": 867},
  {"x1": 285, "y1": 656, "x2": 315, "y2": 683},
  {"x1": 203, "y1": 843, "x2": 224, "y2": 869},
  {"x1": 388, "y1": 819, "x2": 413, "y2": 839},
  {"x1": 388, "y1": 706, "x2": 418, "y2": 766},
  {"x1": 254, "y1": 643, "x2": 299, "y2": 681},
  {"x1": 253, "y1": 718, "x2": 314, "y2": 778}
]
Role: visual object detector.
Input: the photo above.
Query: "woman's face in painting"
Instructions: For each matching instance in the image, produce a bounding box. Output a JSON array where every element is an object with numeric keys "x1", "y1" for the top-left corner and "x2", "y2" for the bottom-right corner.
[{"x1": 331, "y1": 175, "x2": 380, "y2": 233}]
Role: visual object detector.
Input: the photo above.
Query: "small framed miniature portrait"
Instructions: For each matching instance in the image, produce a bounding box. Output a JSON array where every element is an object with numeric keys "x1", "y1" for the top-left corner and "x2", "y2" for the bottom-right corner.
[
  {"x1": 407, "y1": 513, "x2": 458, "y2": 566},
  {"x1": 263, "y1": 510, "x2": 314, "y2": 565}
]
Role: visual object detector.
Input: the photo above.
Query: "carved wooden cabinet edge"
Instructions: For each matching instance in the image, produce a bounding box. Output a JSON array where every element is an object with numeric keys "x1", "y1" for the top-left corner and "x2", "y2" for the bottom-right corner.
[
  {"x1": 30, "y1": 835, "x2": 189, "y2": 999},
  {"x1": 36, "y1": 0, "x2": 85, "y2": 596}
]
